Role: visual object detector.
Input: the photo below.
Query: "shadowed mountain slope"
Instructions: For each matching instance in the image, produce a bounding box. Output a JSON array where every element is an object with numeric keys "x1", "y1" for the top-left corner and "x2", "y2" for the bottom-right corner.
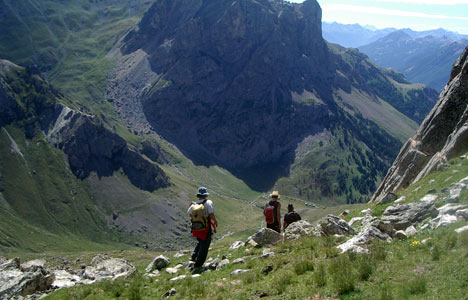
[{"x1": 117, "y1": 0, "x2": 437, "y2": 197}]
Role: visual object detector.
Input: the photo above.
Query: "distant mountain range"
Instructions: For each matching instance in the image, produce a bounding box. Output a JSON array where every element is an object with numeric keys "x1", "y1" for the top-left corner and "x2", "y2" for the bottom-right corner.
[
  {"x1": 359, "y1": 30, "x2": 468, "y2": 91},
  {"x1": 323, "y1": 22, "x2": 468, "y2": 91},
  {"x1": 322, "y1": 22, "x2": 468, "y2": 48}
]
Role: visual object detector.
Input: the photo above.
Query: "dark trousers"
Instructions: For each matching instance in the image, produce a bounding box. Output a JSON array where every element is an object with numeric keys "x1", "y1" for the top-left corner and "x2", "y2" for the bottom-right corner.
[
  {"x1": 191, "y1": 232, "x2": 212, "y2": 268},
  {"x1": 267, "y1": 222, "x2": 281, "y2": 233}
]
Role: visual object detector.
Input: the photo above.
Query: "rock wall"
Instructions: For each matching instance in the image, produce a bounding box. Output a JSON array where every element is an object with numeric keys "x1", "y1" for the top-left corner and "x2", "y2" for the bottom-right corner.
[
  {"x1": 0, "y1": 59, "x2": 169, "y2": 192},
  {"x1": 45, "y1": 105, "x2": 170, "y2": 192},
  {"x1": 372, "y1": 46, "x2": 468, "y2": 202}
]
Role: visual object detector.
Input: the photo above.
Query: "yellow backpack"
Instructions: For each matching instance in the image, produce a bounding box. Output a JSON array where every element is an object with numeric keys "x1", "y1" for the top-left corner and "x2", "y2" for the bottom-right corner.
[{"x1": 191, "y1": 200, "x2": 208, "y2": 231}]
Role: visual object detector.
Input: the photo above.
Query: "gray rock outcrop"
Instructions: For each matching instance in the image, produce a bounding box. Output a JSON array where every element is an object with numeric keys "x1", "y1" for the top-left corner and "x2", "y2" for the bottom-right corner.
[
  {"x1": 320, "y1": 214, "x2": 356, "y2": 236},
  {"x1": 0, "y1": 258, "x2": 54, "y2": 299},
  {"x1": 337, "y1": 221, "x2": 392, "y2": 253},
  {"x1": 246, "y1": 228, "x2": 283, "y2": 247},
  {"x1": 382, "y1": 201, "x2": 438, "y2": 230},
  {"x1": 229, "y1": 241, "x2": 245, "y2": 250},
  {"x1": 372, "y1": 46, "x2": 468, "y2": 202},
  {"x1": 83, "y1": 255, "x2": 136, "y2": 281},
  {"x1": 284, "y1": 220, "x2": 320, "y2": 240},
  {"x1": 146, "y1": 255, "x2": 170, "y2": 273}
]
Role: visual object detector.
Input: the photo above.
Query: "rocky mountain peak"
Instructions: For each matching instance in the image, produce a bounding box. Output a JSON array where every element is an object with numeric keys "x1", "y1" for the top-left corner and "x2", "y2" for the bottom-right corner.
[
  {"x1": 372, "y1": 45, "x2": 468, "y2": 203},
  {"x1": 112, "y1": 0, "x2": 437, "y2": 193}
]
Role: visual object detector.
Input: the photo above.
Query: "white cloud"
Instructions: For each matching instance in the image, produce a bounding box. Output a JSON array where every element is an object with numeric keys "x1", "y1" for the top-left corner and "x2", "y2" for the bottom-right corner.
[
  {"x1": 375, "y1": 0, "x2": 468, "y2": 5},
  {"x1": 322, "y1": 4, "x2": 468, "y2": 20}
]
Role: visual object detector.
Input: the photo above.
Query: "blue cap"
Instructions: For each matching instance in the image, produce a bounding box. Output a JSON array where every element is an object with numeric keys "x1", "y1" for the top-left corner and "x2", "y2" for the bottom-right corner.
[{"x1": 197, "y1": 186, "x2": 209, "y2": 197}]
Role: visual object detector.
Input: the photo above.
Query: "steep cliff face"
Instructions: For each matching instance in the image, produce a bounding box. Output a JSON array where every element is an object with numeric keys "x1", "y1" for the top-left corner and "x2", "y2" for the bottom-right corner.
[
  {"x1": 372, "y1": 46, "x2": 468, "y2": 203},
  {"x1": 123, "y1": 0, "x2": 332, "y2": 170},
  {"x1": 0, "y1": 59, "x2": 170, "y2": 192},
  {"x1": 116, "y1": 0, "x2": 436, "y2": 196}
]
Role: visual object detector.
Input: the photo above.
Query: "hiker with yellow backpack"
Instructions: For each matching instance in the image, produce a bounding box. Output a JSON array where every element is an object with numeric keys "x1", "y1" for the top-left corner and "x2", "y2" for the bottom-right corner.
[{"x1": 188, "y1": 187, "x2": 218, "y2": 273}]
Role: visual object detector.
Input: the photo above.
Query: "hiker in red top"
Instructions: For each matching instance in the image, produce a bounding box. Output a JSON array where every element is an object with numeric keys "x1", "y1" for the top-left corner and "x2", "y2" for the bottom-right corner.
[
  {"x1": 187, "y1": 186, "x2": 218, "y2": 273},
  {"x1": 264, "y1": 191, "x2": 281, "y2": 233}
]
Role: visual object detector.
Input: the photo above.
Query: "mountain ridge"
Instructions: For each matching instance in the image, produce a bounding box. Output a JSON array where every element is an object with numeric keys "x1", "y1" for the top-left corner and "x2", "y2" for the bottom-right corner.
[{"x1": 116, "y1": 0, "x2": 437, "y2": 199}]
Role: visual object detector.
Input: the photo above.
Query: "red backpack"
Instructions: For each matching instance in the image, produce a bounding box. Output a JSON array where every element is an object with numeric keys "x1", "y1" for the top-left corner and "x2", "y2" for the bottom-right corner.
[{"x1": 264, "y1": 202, "x2": 276, "y2": 224}]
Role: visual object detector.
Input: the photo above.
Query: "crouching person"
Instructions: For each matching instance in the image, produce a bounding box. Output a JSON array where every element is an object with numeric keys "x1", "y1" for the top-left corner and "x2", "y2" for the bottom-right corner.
[{"x1": 188, "y1": 186, "x2": 218, "y2": 273}]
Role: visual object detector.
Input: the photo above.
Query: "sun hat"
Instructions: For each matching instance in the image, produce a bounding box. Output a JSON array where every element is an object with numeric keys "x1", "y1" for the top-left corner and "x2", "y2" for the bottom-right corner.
[
  {"x1": 270, "y1": 191, "x2": 280, "y2": 198},
  {"x1": 197, "y1": 186, "x2": 209, "y2": 197}
]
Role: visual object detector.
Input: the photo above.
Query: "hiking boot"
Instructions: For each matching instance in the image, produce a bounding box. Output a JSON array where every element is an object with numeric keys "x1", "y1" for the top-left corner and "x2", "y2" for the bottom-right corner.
[{"x1": 191, "y1": 266, "x2": 206, "y2": 274}]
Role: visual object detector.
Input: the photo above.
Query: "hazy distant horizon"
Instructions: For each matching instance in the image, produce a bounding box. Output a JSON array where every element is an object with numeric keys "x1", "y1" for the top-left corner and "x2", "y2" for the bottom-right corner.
[{"x1": 287, "y1": 0, "x2": 468, "y2": 34}]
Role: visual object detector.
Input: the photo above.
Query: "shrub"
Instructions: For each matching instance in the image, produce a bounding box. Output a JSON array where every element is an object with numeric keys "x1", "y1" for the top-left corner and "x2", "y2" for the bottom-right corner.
[
  {"x1": 357, "y1": 254, "x2": 376, "y2": 281},
  {"x1": 378, "y1": 284, "x2": 393, "y2": 300},
  {"x1": 294, "y1": 259, "x2": 314, "y2": 275},
  {"x1": 445, "y1": 232, "x2": 458, "y2": 250},
  {"x1": 431, "y1": 244, "x2": 441, "y2": 261},
  {"x1": 329, "y1": 255, "x2": 356, "y2": 295},
  {"x1": 408, "y1": 276, "x2": 427, "y2": 295},
  {"x1": 324, "y1": 247, "x2": 340, "y2": 258},
  {"x1": 274, "y1": 270, "x2": 294, "y2": 295},
  {"x1": 312, "y1": 263, "x2": 327, "y2": 287},
  {"x1": 370, "y1": 240, "x2": 387, "y2": 261}
]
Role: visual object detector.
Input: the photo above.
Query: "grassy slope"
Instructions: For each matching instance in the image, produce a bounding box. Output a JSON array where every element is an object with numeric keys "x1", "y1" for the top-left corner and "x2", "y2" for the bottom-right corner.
[
  {"x1": 0, "y1": 125, "x2": 130, "y2": 255},
  {"x1": 42, "y1": 153, "x2": 468, "y2": 300},
  {"x1": 0, "y1": 0, "x2": 152, "y2": 137}
]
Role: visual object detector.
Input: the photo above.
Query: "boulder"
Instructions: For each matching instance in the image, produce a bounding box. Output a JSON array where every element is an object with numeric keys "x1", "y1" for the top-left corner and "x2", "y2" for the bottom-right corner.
[
  {"x1": 229, "y1": 241, "x2": 245, "y2": 250},
  {"x1": 231, "y1": 269, "x2": 250, "y2": 276},
  {"x1": 394, "y1": 230, "x2": 407, "y2": 240},
  {"x1": 1, "y1": 258, "x2": 20, "y2": 270},
  {"x1": 337, "y1": 243, "x2": 369, "y2": 254},
  {"x1": 405, "y1": 225, "x2": 418, "y2": 237},
  {"x1": 21, "y1": 259, "x2": 46, "y2": 273},
  {"x1": 438, "y1": 204, "x2": 468, "y2": 215},
  {"x1": 459, "y1": 176, "x2": 468, "y2": 184},
  {"x1": 163, "y1": 288, "x2": 177, "y2": 297},
  {"x1": 395, "y1": 196, "x2": 406, "y2": 203},
  {"x1": 261, "y1": 249, "x2": 275, "y2": 258},
  {"x1": 247, "y1": 239, "x2": 259, "y2": 248},
  {"x1": 382, "y1": 201, "x2": 438, "y2": 230},
  {"x1": 430, "y1": 214, "x2": 459, "y2": 229},
  {"x1": 337, "y1": 223, "x2": 391, "y2": 253},
  {"x1": 216, "y1": 259, "x2": 230, "y2": 270},
  {"x1": 52, "y1": 270, "x2": 82, "y2": 289},
  {"x1": 204, "y1": 258, "x2": 220, "y2": 270},
  {"x1": 455, "y1": 225, "x2": 468, "y2": 234},
  {"x1": 377, "y1": 192, "x2": 398, "y2": 205},
  {"x1": 369, "y1": 219, "x2": 394, "y2": 237},
  {"x1": 246, "y1": 228, "x2": 282, "y2": 247},
  {"x1": 170, "y1": 275, "x2": 187, "y2": 281},
  {"x1": 348, "y1": 217, "x2": 364, "y2": 227},
  {"x1": 165, "y1": 267, "x2": 180, "y2": 275},
  {"x1": 443, "y1": 188, "x2": 462, "y2": 203},
  {"x1": 420, "y1": 194, "x2": 438, "y2": 203},
  {"x1": 0, "y1": 258, "x2": 54, "y2": 299},
  {"x1": 83, "y1": 256, "x2": 136, "y2": 281},
  {"x1": 361, "y1": 208, "x2": 371, "y2": 215},
  {"x1": 232, "y1": 258, "x2": 245, "y2": 264},
  {"x1": 456, "y1": 209, "x2": 468, "y2": 220},
  {"x1": 320, "y1": 215, "x2": 355, "y2": 236},
  {"x1": 146, "y1": 255, "x2": 170, "y2": 273},
  {"x1": 284, "y1": 220, "x2": 319, "y2": 240}
]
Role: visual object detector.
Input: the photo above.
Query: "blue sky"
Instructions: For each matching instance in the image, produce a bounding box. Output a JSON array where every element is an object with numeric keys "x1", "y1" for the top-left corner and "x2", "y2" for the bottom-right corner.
[{"x1": 288, "y1": 0, "x2": 468, "y2": 34}]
